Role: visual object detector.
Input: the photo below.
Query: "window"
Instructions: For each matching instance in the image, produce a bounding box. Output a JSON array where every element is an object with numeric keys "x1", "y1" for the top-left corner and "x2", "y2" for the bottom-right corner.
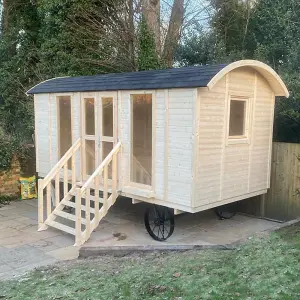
[
  {"x1": 102, "y1": 97, "x2": 113, "y2": 137},
  {"x1": 131, "y1": 94, "x2": 152, "y2": 186},
  {"x1": 85, "y1": 98, "x2": 95, "y2": 135},
  {"x1": 85, "y1": 140, "x2": 95, "y2": 175},
  {"x1": 58, "y1": 96, "x2": 72, "y2": 160},
  {"x1": 228, "y1": 97, "x2": 249, "y2": 139}
]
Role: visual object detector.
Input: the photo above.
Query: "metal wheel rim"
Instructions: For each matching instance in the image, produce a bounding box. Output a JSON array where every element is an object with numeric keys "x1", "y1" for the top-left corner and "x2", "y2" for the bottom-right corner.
[
  {"x1": 215, "y1": 203, "x2": 237, "y2": 219},
  {"x1": 144, "y1": 205, "x2": 174, "y2": 241}
]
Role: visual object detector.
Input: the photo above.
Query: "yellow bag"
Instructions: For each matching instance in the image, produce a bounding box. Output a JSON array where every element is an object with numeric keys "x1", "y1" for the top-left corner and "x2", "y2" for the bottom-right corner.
[{"x1": 20, "y1": 176, "x2": 37, "y2": 200}]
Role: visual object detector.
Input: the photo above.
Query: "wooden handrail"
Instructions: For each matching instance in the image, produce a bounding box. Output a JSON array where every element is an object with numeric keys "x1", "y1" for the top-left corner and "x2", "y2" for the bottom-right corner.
[
  {"x1": 80, "y1": 141, "x2": 121, "y2": 194},
  {"x1": 42, "y1": 138, "x2": 81, "y2": 188},
  {"x1": 75, "y1": 141, "x2": 121, "y2": 245}
]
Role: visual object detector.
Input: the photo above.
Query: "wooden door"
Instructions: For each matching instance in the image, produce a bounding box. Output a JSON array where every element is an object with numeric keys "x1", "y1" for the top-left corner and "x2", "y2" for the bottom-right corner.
[
  {"x1": 98, "y1": 92, "x2": 118, "y2": 180},
  {"x1": 82, "y1": 92, "x2": 117, "y2": 180}
]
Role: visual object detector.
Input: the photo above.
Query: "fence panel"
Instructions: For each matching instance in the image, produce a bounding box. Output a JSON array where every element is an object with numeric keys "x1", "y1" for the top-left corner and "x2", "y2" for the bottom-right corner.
[
  {"x1": 238, "y1": 142, "x2": 300, "y2": 221},
  {"x1": 264, "y1": 142, "x2": 300, "y2": 221}
]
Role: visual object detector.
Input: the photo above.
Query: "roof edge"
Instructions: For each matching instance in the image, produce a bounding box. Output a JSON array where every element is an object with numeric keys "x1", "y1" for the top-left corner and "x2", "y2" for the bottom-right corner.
[
  {"x1": 207, "y1": 60, "x2": 289, "y2": 98},
  {"x1": 26, "y1": 76, "x2": 70, "y2": 95}
]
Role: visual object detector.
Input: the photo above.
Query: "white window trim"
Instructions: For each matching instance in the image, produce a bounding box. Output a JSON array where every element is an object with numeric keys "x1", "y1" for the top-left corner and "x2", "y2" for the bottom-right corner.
[
  {"x1": 128, "y1": 91, "x2": 155, "y2": 190},
  {"x1": 56, "y1": 94, "x2": 73, "y2": 161},
  {"x1": 226, "y1": 95, "x2": 251, "y2": 145}
]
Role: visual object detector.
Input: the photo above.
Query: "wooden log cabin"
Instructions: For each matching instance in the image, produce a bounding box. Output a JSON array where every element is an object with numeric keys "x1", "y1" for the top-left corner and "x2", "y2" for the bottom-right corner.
[{"x1": 27, "y1": 60, "x2": 289, "y2": 245}]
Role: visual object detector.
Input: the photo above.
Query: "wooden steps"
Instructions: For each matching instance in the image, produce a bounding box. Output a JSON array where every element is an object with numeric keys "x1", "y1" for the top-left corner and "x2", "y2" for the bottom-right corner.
[
  {"x1": 53, "y1": 210, "x2": 87, "y2": 225},
  {"x1": 61, "y1": 199, "x2": 96, "y2": 214},
  {"x1": 68, "y1": 189, "x2": 104, "y2": 204},
  {"x1": 38, "y1": 141, "x2": 121, "y2": 246},
  {"x1": 76, "y1": 181, "x2": 113, "y2": 193},
  {"x1": 45, "y1": 220, "x2": 76, "y2": 236}
]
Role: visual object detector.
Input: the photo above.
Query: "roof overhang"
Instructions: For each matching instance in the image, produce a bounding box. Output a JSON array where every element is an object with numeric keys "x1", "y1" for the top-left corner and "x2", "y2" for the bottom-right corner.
[{"x1": 207, "y1": 60, "x2": 289, "y2": 98}]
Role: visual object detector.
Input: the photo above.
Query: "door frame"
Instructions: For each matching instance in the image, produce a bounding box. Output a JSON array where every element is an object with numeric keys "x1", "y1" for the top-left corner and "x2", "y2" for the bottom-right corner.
[{"x1": 81, "y1": 91, "x2": 118, "y2": 180}]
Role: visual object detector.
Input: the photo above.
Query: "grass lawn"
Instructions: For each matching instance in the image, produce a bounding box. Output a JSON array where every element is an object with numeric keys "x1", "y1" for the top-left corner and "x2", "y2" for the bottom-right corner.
[{"x1": 1, "y1": 224, "x2": 300, "y2": 300}]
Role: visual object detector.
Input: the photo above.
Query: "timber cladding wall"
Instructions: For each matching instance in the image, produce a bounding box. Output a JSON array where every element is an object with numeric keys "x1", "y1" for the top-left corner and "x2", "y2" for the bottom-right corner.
[
  {"x1": 239, "y1": 142, "x2": 300, "y2": 221},
  {"x1": 0, "y1": 157, "x2": 20, "y2": 196}
]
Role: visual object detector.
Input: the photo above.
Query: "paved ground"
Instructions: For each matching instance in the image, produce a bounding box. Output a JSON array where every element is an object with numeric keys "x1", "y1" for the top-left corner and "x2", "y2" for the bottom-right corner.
[
  {"x1": 0, "y1": 199, "x2": 78, "y2": 280},
  {"x1": 0, "y1": 198, "x2": 280, "y2": 280},
  {"x1": 83, "y1": 198, "x2": 280, "y2": 251}
]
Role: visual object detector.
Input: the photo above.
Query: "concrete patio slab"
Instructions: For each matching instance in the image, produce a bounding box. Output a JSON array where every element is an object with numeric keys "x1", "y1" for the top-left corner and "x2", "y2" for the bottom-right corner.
[
  {"x1": 0, "y1": 197, "x2": 282, "y2": 279},
  {"x1": 80, "y1": 197, "x2": 281, "y2": 256},
  {"x1": 0, "y1": 199, "x2": 78, "y2": 280}
]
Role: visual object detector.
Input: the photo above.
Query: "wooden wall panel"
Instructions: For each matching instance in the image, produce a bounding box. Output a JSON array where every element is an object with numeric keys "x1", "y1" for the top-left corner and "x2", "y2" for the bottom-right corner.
[
  {"x1": 35, "y1": 94, "x2": 50, "y2": 177},
  {"x1": 195, "y1": 67, "x2": 274, "y2": 209},
  {"x1": 155, "y1": 90, "x2": 165, "y2": 200},
  {"x1": 167, "y1": 89, "x2": 195, "y2": 206},
  {"x1": 249, "y1": 73, "x2": 273, "y2": 192},
  {"x1": 195, "y1": 77, "x2": 226, "y2": 206}
]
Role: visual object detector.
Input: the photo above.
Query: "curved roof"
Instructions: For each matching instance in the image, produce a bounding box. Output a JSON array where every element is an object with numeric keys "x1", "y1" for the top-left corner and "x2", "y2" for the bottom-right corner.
[
  {"x1": 27, "y1": 60, "x2": 289, "y2": 97},
  {"x1": 207, "y1": 60, "x2": 289, "y2": 97}
]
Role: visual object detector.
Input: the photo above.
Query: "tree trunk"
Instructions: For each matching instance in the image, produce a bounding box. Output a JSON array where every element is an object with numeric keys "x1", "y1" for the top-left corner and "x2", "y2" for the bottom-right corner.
[
  {"x1": 163, "y1": 0, "x2": 184, "y2": 67},
  {"x1": 2, "y1": 0, "x2": 9, "y2": 35},
  {"x1": 128, "y1": 0, "x2": 136, "y2": 71},
  {"x1": 141, "y1": 0, "x2": 161, "y2": 54}
]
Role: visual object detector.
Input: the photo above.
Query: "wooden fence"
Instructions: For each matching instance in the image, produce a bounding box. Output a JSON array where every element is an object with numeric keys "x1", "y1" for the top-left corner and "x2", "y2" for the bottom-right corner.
[{"x1": 239, "y1": 142, "x2": 300, "y2": 221}]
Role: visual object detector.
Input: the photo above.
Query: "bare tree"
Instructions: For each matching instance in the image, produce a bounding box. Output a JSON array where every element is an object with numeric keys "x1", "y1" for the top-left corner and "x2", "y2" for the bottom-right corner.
[
  {"x1": 141, "y1": 0, "x2": 161, "y2": 53},
  {"x1": 162, "y1": 0, "x2": 184, "y2": 66},
  {"x1": 2, "y1": 0, "x2": 9, "y2": 34},
  {"x1": 70, "y1": 0, "x2": 212, "y2": 70}
]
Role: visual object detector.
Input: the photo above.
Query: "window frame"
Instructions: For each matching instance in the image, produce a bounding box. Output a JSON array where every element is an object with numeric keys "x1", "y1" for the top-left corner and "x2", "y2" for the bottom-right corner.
[
  {"x1": 81, "y1": 92, "x2": 97, "y2": 180},
  {"x1": 227, "y1": 95, "x2": 251, "y2": 145},
  {"x1": 129, "y1": 91, "x2": 155, "y2": 190},
  {"x1": 56, "y1": 94, "x2": 73, "y2": 162}
]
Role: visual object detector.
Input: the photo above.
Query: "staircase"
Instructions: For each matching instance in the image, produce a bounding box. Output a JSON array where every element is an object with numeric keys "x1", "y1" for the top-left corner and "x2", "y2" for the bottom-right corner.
[{"x1": 37, "y1": 139, "x2": 121, "y2": 246}]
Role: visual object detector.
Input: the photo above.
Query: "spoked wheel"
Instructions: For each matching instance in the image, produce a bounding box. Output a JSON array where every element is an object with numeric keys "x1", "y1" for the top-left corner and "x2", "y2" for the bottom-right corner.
[
  {"x1": 215, "y1": 203, "x2": 237, "y2": 220},
  {"x1": 144, "y1": 205, "x2": 175, "y2": 241}
]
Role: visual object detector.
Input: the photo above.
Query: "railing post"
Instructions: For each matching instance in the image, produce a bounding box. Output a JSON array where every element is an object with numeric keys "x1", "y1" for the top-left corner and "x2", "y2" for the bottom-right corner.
[
  {"x1": 64, "y1": 163, "x2": 68, "y2": 196},
  {"x1": 38, "y1": 179, "x2": 44, "y2": 230},
  {"x1": 75, "y1": 188, "x2": 82, "y2": 246},
  {"x1": 72, "y1": 154, "x2": 76, "y2": 186},
  {"x1": 112, "y1": 153, "x2": 117, "y2": 204},
  {"x1": 94, "y1": 175, "x2": 100, "y2": 224},
  {"x1": 103, "y1": 165, "x2": 108, "y2": 212},
  {"x1": 46, "y1": 183, "x2": 51, "y2": 218},
  {"x1": 55, "y1": 173, "x2": 60, "y2": 207},
  {"x1": 85, "y1": 187, "x2": 91, "y2": 240}
]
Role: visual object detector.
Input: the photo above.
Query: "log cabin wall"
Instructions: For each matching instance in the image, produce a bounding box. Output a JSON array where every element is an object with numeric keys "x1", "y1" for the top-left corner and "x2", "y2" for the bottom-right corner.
[{"x1": 194, "y1": 67, "x2": 274, "y2": 209}]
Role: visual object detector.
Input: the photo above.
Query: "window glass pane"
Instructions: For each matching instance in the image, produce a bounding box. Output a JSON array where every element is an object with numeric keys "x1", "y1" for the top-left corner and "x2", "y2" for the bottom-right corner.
[
  {"x1": 86, "y1": 140, "x2": 95, "y2": 175},
  {"x1": 229, "y1": 100, "x2": 246, "y2": 136},
  {"x1": 102, "y1": 97, "x2": 113, "y2": 137},
  {"x1": 102, "y1": 142, "x2": 113, "y2": 179},
  {"x1": 85, "y1": 98, "x2": 95, "y2": 135},
  {"x1": 131, "y1": 94, "x2": 152, "y2": 185},
  {"x1": 58, "y1": 96, "x2": 72, "y2": 164}
]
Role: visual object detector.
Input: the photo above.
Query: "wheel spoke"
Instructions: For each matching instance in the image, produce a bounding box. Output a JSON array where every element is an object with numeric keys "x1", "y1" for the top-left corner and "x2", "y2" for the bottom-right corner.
[
  {"x1": 152, "y1": 225, "x2": 157, "y2": 232},
  {"x1": 158, "y1": 226, "x2": 164, "y2": 238}
]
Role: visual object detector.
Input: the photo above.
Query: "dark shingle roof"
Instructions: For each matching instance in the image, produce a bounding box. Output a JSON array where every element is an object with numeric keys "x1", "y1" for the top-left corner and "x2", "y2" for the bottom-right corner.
[{"x1": 27, "y1": 64, "x2": 228, "y2": 94}]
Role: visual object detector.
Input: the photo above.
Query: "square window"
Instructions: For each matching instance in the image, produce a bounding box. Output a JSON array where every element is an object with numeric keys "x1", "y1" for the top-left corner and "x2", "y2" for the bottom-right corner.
[{"x1": 229, "y1": 99, "x2": 247, "y2": 137}]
